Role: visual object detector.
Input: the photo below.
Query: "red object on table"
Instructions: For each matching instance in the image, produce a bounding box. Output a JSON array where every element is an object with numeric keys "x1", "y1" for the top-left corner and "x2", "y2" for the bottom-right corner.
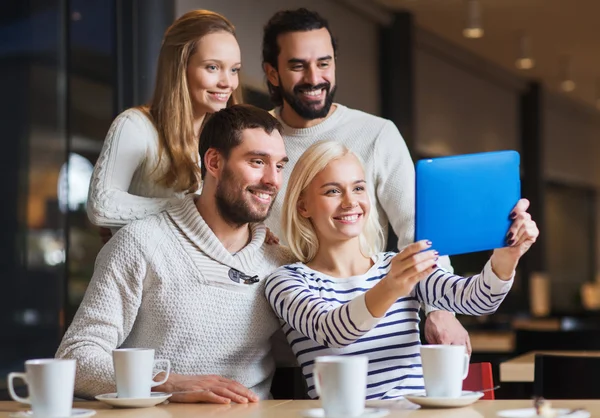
[{"x1": 463, "y1": 362, "x2": 495, "y2": 400}]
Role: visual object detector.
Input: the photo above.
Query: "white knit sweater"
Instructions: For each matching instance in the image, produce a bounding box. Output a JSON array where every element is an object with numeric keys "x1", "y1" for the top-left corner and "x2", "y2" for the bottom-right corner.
[
  {"x1": 56, "y1": 196, "x2": 294, "y2": 399},
  {"x1": 87, "y1": 108, "x2": 186, "y2": 228}
]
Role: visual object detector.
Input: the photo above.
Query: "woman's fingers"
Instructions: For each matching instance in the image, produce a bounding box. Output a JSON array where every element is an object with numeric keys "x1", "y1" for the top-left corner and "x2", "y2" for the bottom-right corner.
[
  {"x1": 395, "y1": 248, "x2": 437, "y2": 274},
  {"x1": 511, "y1": 220, "x2": 539, "y2": 248},
  {"x1": 407, "y1": 258, "x2": 439, "y2": 286},
  {"x1": 506, "y1": 210, "x2": 532, "y2": 245},
  {"x1": 387, "y1": 241, "x2": 439, "y2": 294},
  {"x1": 397, "y1": 240, "x2": 433, "y2": 260},
  {"x1": 264, "y1": 228, "x2": 280, "y2": 245},
  {"x1": 393, "y1": 252, "x2": 438, "y2": 283},
  {"x1": 509, "y1": 199, "x2": 530, "y2": 218}
]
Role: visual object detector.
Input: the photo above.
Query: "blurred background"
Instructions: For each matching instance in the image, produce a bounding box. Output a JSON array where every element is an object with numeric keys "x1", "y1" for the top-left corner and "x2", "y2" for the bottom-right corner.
[{"x1": 1, "y1": 0, "x2": 599, "y2": 398}]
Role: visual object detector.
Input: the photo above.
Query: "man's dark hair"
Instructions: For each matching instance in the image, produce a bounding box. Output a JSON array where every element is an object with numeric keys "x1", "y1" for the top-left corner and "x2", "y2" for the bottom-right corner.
[
  {"x1": 199, "y1": 104, "x2": 283, "y2": 179},
  {"x1": 262, "y1": 8, "x2": 338, "y2": 106}
]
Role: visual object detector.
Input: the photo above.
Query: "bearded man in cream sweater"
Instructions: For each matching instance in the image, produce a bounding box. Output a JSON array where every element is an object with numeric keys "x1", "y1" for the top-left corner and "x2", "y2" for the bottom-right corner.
[
  {"x1": 261, "y1": 9, "x2": 471, "y2": 351},
  {"x1": 56, "y1": 105, "x2": 293, "y2": 404}
]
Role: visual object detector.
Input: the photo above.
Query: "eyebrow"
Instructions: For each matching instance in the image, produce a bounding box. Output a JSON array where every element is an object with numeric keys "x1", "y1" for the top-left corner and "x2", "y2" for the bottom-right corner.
[
  {"x1": 287, "y1": 55, "x2": 333, "y2": 65},
  {"x1": 200, "y1": 59, "x2": 242, "y2": 66},
  {"x1": 245, "y1": 151, "x2": 289, "y2": 163},
  {"x1": 320, "y1": 180, "x2": 366, "y2": 188}
]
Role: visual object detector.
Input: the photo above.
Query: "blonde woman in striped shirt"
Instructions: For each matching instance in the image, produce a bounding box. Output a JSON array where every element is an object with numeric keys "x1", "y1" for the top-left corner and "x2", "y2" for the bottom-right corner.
[{"x1": 265, "y1": 140, "x2": 539, "y2": 400}]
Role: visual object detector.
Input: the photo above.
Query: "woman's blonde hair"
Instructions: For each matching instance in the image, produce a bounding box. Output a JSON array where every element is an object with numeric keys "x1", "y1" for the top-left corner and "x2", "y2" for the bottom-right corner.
[
  {"x1": 282, "y1": 140, "x2": 385, "y2": 263},
  {"x1": 141, "y1": 10, "x2": 241, "y2": 193}
]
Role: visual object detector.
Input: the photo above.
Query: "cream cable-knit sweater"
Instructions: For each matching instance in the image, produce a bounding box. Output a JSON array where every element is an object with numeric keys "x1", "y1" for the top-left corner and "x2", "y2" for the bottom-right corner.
[
  {"x1": 56, "y1": 196, "x2": 294, "y2": 399},
  {"x1": 87, "y1": 109, "x2": 186, "y2": 228}
]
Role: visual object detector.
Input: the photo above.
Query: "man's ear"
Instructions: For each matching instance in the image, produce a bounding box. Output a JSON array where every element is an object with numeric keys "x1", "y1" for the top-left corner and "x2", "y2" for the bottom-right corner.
[
  {"x1": 203, "y1": 148, "x2": 223, "y2": 179},
  {"x1": 264, "y1": 63, "x2": 280, "y2": 88},
  {"x1": 297, "y1": 196, "x2": 310, "y2": 218}
]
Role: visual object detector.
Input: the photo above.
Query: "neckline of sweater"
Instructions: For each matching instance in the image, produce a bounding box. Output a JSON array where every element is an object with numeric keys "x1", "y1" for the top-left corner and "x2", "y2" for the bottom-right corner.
[
  {"x1": 166, "y1": 195, "x2": 267, "y2": 271},
  {"x1": 275, "y1": 104, "x2": 347, "y2": 137}
]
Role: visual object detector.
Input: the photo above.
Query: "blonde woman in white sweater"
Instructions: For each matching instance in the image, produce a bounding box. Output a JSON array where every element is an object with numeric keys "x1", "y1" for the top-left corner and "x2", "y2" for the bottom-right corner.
[{"x1": 87, "y1": 10, "x2": 241, "y2": 235}]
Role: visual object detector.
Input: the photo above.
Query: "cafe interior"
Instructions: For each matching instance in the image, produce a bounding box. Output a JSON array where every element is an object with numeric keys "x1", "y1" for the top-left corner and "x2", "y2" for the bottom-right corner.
[{"x1": 2, "y1": 0, "x2": 600, "y2": 416}]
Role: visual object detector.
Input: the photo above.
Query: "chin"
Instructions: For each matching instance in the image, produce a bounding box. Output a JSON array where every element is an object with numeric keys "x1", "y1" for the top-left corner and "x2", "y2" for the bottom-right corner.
[
  {"x1": 334, "y1": 229, "x2": 362, "y2": 239},
  {"x1": 303, "y1": 100, "x2": 324, "y2": 109},
  {"x1": 249, "y1": 207, "x2": 271, "y2": 222},
  {"x1": 199, "y1": 98, "x2": 230, "y2": 113},
  {"x1": 208, "y1": 103, "x2": 229, "y2": 113}
]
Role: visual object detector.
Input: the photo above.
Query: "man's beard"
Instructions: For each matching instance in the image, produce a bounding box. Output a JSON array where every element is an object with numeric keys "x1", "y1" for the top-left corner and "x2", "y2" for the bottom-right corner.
[
  {"x1": 215, "y1": 165, "x2": 277, "y2": 227},
  {"x1": 280, "y1": 82, "x2": 337, "y2": 120}
]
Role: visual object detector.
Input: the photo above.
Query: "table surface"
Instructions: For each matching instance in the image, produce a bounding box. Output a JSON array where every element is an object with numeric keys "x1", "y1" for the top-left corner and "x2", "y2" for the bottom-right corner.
[
  {"x1": 499, "y1": 350, "x2": 600, "y2": 382},
  {"x1": 0, "y1": 399, "x2": 597, "y2": 417}
]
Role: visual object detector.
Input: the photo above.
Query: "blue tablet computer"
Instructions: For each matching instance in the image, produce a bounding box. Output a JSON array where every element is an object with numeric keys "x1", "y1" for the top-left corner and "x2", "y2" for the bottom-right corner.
[{"x1": 415, "y1": 150, "x2": 521, "y2": 256}]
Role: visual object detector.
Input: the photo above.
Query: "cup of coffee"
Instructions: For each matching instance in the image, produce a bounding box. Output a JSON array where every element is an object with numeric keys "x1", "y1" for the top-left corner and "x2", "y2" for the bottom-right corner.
[
  {"x1": 113, "y1": 348, "x2": 170, "y2": 398},
  {"x1": 8, "y1": 358, "x2": 76, "y2": 418},
  {"x1": 313, "y1": 355, "x2": 368, "y2": 418},
  {"x1": 420, "y1": 345, "x2": 469, "y2": 398}
]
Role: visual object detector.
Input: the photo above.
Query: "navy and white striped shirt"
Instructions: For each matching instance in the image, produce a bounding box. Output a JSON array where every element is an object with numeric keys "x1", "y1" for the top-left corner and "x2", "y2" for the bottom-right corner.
[{"x1": 265, "y1": 251, "x2": 513, "y2": 400}]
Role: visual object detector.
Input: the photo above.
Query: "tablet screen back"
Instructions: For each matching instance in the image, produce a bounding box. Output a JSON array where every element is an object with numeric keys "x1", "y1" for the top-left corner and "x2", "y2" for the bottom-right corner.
[{"x1": 415, "y1": 150, "x2": 521, "y2": 256}]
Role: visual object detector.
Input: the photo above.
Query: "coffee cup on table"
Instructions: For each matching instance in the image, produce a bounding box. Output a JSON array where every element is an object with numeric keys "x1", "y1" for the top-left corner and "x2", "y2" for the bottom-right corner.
[
  {"x1": 8, "y1": 358, "x2": 76, "y2": 418},
  {"x1": 313, "y1": 355, "x2": 368, "y2": 418},
  {"x1": 420, "y1": 345, "x2": 469, "y2": 398},
  {"x1": 112, "y1": 348, "x2": 170, "y2": 398}
]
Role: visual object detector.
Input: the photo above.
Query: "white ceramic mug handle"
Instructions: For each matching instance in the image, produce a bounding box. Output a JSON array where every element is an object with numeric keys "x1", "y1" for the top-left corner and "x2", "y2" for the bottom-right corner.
[
  {"x1": 313, "y1": 364, "x2": 322, "y2": 397},
  {"x1": 8, "y1": 373, "x2": 30, "y2": 404},
  {"x1": 151, "y1": 359, "x2": 171, "y2": 387},
  {"x1": 462, "y1": 354, "x2": 470, "y2": 379}
]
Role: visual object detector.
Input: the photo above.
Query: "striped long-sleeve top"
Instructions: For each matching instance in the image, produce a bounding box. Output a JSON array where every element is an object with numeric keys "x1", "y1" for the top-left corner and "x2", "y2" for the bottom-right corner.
[{"x1": 265, "y1": 251, "x2": 513, "y2": 400}]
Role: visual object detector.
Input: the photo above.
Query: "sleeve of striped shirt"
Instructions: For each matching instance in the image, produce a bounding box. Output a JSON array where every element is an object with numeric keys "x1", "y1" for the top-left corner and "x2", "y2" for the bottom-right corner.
[
  {"x1": 265, "y1": 266, "x2": 383, "y2": 348},
  {"x1": 414, "y1": 260, "x2": 514, "y2": 315}
]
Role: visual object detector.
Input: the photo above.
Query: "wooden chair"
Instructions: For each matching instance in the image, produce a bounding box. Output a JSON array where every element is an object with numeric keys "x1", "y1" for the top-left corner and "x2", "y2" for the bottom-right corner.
[
  {"x1": 463, "y1": 362, "x2": 495, "y2": 400},
  {"x1": 534, "y1": 354, "x2": 600, "y2": 399}
]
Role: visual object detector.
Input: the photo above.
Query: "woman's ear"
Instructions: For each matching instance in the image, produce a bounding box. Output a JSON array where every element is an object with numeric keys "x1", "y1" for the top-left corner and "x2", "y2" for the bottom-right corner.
[
  {"x1": 297, "y1": 196, "x2": 310, "y2": 218},
  {"x1": 203, "y1": 148, "x2": 222, "y2": 179}
]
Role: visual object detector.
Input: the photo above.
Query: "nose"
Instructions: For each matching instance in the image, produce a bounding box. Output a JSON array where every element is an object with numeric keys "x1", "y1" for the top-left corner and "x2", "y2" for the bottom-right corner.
[
  {"x1": 262, "y1": 164, "x2": 281, "y2": 191},
  {"x1": 341, "y1": 193, "x2": 358, "y2": 209},
  {"x1": 218, "y1": 70, "x2": 232, "y2": 89},
  {"x1": 304, "y1": 65, "x2": 320, "y2": 86}
]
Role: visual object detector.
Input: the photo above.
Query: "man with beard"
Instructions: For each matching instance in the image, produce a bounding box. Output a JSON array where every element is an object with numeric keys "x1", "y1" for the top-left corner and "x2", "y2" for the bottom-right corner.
[
  {"x1": 261, "y1": 9, "x2": 471, "y2": 351},
  {"x1": 56, "y1": 105, "x2": 294, "y2": 404}
]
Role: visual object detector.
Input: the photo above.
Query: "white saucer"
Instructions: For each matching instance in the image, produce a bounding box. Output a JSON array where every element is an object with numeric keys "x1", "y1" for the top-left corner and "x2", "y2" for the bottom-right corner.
[
  {"x1": 9, "y1": 409, "x2": 96, "y2": 418},
  {"x1": 299, "y1": 407, "x2": 389, "y2": 418},
  {"x1": 95, "y1": 392, "x2": 172, "y2": 408},
  {"x1": 404, "y1": 390, "x2": 483, "y2": 408},
  {"x1": 496, "y1": 408, "x2": 590, "y2": 418}
]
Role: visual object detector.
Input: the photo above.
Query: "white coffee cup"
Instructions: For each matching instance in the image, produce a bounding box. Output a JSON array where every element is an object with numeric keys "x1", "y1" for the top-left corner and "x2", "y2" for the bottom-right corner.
[
  {"x1": 420, "y1": 345, "x2": 469, "y2": 398},
  {"x1": 112, "y1": 348, "x2": 170, "y2": 398},
  {"x1": 313, "y1": 355, "x2": 368, "y2": 418},
  {"x1": 8, "y1": 358, "x2": 76, "y2": 418}
]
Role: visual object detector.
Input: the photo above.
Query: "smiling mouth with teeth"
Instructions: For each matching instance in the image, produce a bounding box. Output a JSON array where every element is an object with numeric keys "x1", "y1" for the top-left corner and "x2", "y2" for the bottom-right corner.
[
  {"x1": 249, "y1": 189, "x2": 273, "y2": 202},
  {"x1": 334, "y1": 214, "x2": 362, "y2": 222},
  {"x1": 302, "y1": 89, "x2": 324, "y2": 97},
  {"x1": 209, "y1": 92, "x2": 230, "y2": 100}
]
